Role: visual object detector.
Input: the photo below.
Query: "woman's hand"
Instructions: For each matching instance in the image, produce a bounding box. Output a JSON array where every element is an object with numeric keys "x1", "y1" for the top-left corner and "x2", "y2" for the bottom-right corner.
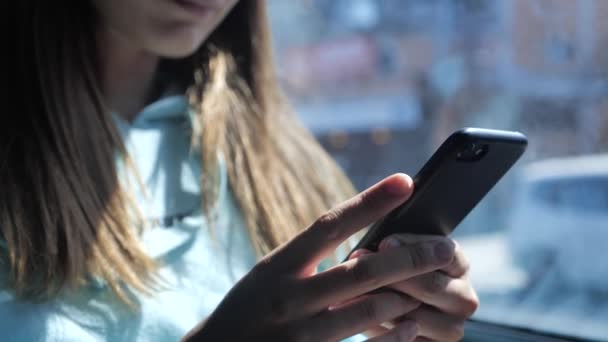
[
  {"x1": 183, "y1": 174, "x2": 458, "y2": 342},
  {"x1": 352, "y1": 235, "x2": 479, "y2": 342}
]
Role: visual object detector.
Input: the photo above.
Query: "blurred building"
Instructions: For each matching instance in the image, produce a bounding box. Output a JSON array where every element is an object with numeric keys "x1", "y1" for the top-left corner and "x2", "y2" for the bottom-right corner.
[
  {"x1": 505, "y1": 0, "x2": 608, "y2": 156},
  {"x1": 268, "y1": 0, "x2": 608, "y2": 188}
]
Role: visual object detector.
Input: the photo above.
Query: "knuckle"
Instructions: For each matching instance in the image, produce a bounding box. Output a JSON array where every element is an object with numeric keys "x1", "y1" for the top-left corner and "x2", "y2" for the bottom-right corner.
[
  {"x1": 314, "y1": 209, "x2": 344, "y2": 241},
  {"x1": 423, "y1": 272, "x2": 448, "y2": 297},
  {"x1": 405, "y1": 244, "x2": 431, "y2": 270},
  {"x1": 362, "y1": 299, "x2": 383, "y2": 322},
  {"x1": 356, "y1": 187, "x2": 375, "y2": 209},
  {"x1": 316, "y1": 210, "x2": 340, "y2": 227},
  {"x1": 389, "y1": 292, "x2": 417, "y2": 312},
  {"x1": 265, "y1": 288, "x2": 293, "y2": 322}
]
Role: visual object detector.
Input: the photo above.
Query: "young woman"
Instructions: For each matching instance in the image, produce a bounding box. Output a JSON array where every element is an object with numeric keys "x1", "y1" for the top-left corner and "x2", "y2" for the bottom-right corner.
[{"x1": 3, "y1": 0, "x2": 478, "y2": 341}]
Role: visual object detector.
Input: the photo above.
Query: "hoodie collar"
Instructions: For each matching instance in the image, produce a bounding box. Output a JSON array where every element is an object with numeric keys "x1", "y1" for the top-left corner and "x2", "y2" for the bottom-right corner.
[
  {"x1": 113, "y1": 95, "x2": 190, "y2": 129},
  {"x1": 132, "y1": 95, "x2": 190, "y2": 125}
]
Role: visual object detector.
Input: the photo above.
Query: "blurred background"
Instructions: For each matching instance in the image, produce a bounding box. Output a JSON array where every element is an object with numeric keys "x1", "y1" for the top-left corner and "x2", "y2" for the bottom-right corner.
[{"x1": 268, "y1": 0, "x2": 608, "y2": 340}]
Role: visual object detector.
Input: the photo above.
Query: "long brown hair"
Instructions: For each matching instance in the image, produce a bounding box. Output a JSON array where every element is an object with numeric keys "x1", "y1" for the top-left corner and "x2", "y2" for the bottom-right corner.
[{"x1": 2, "y1": 0, "x2": 354, "y2": 303}]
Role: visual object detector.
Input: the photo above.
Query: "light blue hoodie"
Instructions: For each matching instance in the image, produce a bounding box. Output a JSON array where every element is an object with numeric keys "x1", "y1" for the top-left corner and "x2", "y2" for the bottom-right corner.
[
  {"x1": 0, "y1": 96, "x2": 257, "y2": 341},
  {"x1": 0, "y1": 96, "x2": 364, "y2": 342}
]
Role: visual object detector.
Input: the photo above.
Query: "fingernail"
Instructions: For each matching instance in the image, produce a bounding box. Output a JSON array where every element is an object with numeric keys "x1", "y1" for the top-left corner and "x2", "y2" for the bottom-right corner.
[
  {"x1": 385, "y1": 173, "x2": 413, "y2": 196},
  {"x1": 380, "y1": 237, "x2": 401, "y2": 250},
  {"x1": 349, "y1": 249, "x2": 371, "y2": 259},
  {"x1": 434, "y1": 241, "x2": 455, "y2": 262}
]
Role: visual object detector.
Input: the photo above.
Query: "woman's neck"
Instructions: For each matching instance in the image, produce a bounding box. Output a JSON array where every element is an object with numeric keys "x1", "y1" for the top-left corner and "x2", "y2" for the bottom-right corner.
[{"x1": 98, "y1": 29, "x2": 161, "y2": 122}]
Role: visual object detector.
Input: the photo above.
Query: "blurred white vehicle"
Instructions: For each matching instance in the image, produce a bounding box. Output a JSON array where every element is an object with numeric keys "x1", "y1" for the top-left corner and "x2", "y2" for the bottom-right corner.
[{"x1": 508, "y1": 154, "x2": 608, "y2": 291}]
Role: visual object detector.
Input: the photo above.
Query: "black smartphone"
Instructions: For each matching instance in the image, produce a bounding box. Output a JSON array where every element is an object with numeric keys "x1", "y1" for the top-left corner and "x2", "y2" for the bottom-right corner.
[{"x1": 346, "y1": 128, "x2": 528, "y2": 257}]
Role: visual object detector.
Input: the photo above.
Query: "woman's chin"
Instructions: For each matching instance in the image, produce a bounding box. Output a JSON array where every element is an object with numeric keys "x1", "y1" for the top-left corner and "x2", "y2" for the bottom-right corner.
[
  {"x1": 151, "y1": 33, "x2": 209, "y2": 59},
  {"x1": 154, "y1": 43, "x2": 203, "y2": 59}
]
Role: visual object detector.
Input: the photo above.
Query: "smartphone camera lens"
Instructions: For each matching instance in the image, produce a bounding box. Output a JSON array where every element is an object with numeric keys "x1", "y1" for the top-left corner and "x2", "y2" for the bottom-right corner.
[{"x1": 457, "y1": 142, "x2": 488, "y2": 161}]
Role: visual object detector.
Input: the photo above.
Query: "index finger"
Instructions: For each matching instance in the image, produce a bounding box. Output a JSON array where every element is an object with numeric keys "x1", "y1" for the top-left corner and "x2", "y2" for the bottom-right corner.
[{"x1": 276, "y1": 174, "x2": 414, "y2": 273}]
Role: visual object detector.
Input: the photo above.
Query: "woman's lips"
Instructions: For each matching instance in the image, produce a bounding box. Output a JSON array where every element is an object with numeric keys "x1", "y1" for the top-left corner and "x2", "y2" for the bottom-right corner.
[{"x1": 173, "y1": 0, "x2": 213, "y2": 17}]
